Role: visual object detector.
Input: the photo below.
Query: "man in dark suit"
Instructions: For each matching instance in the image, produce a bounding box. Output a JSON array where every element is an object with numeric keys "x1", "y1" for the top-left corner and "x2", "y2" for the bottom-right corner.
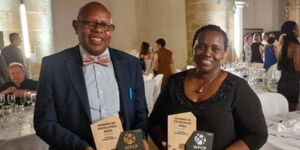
[{"x1": 34, "y1": 2, "x2": 149, "y2": 150}]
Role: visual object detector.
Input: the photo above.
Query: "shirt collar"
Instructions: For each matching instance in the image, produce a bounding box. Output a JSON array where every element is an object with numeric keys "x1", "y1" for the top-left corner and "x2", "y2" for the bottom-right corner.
[{"x1": 79, "y1": 45, "x2": 110, "y2": 58}]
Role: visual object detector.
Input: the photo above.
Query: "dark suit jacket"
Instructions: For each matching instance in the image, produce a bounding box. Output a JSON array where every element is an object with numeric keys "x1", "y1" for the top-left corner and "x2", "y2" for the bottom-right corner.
[
  {"x1": 34, "y1": 46, "x2": 148, "y2": 150},
  {"x1": 1, "y1": 44, "x2": 24, "y2": 66}
]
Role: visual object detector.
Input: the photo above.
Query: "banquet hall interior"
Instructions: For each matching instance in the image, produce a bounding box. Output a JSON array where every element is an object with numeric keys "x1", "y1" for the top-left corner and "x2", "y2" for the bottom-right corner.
[{"x1": 0, "y1": 0, "x2": 300, "y2": 150}]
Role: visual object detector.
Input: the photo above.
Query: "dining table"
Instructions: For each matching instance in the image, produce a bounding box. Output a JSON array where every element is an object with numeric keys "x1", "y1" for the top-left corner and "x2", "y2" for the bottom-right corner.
[
  {"x1": 0, "y1": 105, "x2": 48, "y2": 150},
  {"x1": 261, "y1": 111, "x2": 300, "y2": 150}
]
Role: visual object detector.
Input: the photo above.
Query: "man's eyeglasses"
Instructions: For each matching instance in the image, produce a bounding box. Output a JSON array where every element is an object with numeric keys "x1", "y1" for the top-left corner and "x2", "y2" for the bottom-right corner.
[{"x1": 76, "y1": 20, "x2": 115, "y2": 31}]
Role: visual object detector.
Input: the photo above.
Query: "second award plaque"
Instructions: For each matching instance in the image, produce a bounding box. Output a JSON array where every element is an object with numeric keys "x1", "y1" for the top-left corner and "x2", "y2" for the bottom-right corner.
[{"x1": 168, "y1": 112, "x2": 196, "y2": 150}]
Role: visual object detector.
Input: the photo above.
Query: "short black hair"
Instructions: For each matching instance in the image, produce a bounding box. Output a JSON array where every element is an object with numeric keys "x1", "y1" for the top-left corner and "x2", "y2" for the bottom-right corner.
[
  {"x1": 9, "y1": 33, "x2": 20, "y2": 43},
  {"x1": 267, "y1": 37, "x2": 275, "y2": 45},
  {"x1": 192, "y1": 24, "x2": 228, "y2": 51},
  {"x1": 155, "y1": 38, "x2": 166, "y2": 47}
]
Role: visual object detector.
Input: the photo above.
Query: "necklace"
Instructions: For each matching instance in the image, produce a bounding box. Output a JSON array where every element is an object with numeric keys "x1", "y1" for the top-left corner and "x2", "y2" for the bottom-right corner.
[{"x1": 197, "y1": 70, "x2": 221, "y2": 93}]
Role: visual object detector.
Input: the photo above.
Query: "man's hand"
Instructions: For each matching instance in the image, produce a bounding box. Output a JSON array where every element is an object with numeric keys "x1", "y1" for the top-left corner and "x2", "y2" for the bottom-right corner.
[
  {"x1": 161, "y1": 141, "x2": 167, "y2": 149},
  {"x1": 143, "y1": 139, "x2": 149, "y2": 150},
  {"x1": 85, "y1": 146, "x2": 94, "y2": 150}
]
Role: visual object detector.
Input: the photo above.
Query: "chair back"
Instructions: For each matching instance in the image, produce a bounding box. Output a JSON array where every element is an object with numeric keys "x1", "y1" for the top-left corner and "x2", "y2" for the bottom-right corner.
[
  {"x1": 257, "y1": 92, "x2": 289, "y2": 117},
  {"x1": 153, "y1": 74, "x2": 164, "y2": 104},
  {"x1": 143, "y1": 73, "x2": 154, "y2": 81},
  {"x1": 144, "y1": 79, "x2": 155, "y2": 113},
  {"x1": 175, "y1": 68, "x2": 182, "y2": 73},
  {"x1": 186, "y1": 65, "x2": 195, "y2": 70}
]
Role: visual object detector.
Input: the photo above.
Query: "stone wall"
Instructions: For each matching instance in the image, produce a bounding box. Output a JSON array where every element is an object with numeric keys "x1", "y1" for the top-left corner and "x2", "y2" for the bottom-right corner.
[
  {"x1": 186, "y1": 0, "x2": 235, "y2": 64},
  {"x1": 0, "y1": 0, "x2": 53, "y2": 80},
  {"x1": 243, "y1": 0, "x2": 288, "y2": 31},
  {"x1": 288, "y1": 0, "x2": 300, "y2": 24},
  {"x1": 52, "y1": 0, "x2": 188, "y2": 70}
]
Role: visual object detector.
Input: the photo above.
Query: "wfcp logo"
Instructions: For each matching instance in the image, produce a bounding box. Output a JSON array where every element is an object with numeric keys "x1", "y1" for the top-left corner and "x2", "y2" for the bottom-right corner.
[
  {"x1": 194, "y1": 133, "x2": 207, "y2": 146},
  {"x1": 192, "y1": 133, "x2": 207, "y2": 150}
]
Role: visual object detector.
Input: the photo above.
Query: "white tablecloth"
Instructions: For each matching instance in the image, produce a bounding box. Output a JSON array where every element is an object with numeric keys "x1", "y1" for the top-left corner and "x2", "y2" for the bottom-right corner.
[
  {"x1": 0, "y1": 106, "x2": 48, "y2": 150},
  {"x1": 261, "y1": 111, "x2": 300, "y2": 150},
  {"x1": 0, "y1": 106, "x2": 35, "y2": 140},
  {"x1": 144, "y1": 79, "x2": 156, "y2": 113}
]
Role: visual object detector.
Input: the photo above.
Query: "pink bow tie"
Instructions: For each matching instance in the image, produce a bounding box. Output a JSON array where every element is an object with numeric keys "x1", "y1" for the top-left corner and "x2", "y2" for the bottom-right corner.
[{"x1": 82, "y1": 54, "x2": 110, "y2": 67}]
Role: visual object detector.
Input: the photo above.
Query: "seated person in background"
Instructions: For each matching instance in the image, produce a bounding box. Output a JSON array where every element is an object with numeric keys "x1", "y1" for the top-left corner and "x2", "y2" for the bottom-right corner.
[
  {"x1": 263, "y1": 37, "x2": 277, "y2": 71},
  {"x1": 0, "y1": 62, "x2": 37, "y2": 97},
  {"x1": 149, "y1": 25, "x2": 267, "y2": 150}
]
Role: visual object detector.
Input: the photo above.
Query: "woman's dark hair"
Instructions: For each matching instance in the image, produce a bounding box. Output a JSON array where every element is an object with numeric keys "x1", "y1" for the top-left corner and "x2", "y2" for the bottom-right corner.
[
  {"x1": 192, "y1": 24, "x2": 229, "y2": 51},
  {"x1": 278, "y1": 21, "x2": 299, "y2": 70},
  {"x1": 155, "y1": 38, "x2": 166, "y2": 47},
  {"x1": 267, "y1": 37, "x2": 275, "y2": 45},
  {"x1": 139, "y1": 41, "x2": 150, "y2": 56}
]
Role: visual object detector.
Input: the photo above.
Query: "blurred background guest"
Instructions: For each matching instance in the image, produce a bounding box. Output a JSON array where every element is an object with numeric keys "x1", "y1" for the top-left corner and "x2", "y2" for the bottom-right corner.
[
  {"x1": 243, "y1": 34, "x2": 252, "y2": 63},
  {"x1": 0, "y1": 62, "x2": 37, "y2": 97},
  {"x1": 149, "y1": 25, "x2": 267, "y2": 150},
  {"x1": 154, "y1": 38, "x2": 173, "y2": 88},
  {"x1": 261, "y1": 32, "x2": 270, "y2": 46},
  {"x1": 277, "y1": 20, "x2": 300, "y2": 111},
  {"x1": 263, "y1": 37, "x2": 277, "y2": 71},
  {"x1": 251, "y1": 33, "x2": 264, "y2": 63},
  {"x1": 139, "y1": 41, "x2": 157, "y2": 75},
  {"x1": 0, "y1": 55, "x2": 8, "y2": 85},
  {"x1": 1, "y1": 33, "x2": 24, "y2": 67}
]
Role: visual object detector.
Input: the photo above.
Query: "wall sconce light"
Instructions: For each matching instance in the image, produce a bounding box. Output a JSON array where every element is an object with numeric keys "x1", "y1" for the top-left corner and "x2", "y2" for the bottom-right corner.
[{"x1": 20, "y1": 0, "x2": 31, "y2": 59}]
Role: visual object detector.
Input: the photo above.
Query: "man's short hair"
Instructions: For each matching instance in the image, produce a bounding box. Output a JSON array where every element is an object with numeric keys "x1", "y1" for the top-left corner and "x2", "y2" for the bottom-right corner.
[
  {"x1": 267, "y1": 37, "x2": 275, "y2": 45},
  {"x1": 9, "y1": 33, "x2": 20, "y2": 43},
  {"x1": 8, "y1": 62, "x2": 25, "y2": 72},
  {"x1": 155, "y1": 38, "x2": 166, "y2": 47}
]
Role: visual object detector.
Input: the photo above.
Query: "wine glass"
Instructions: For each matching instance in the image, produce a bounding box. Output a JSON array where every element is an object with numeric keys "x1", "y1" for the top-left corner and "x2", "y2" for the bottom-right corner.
[
  {"x1": 24, "y1": 92, "x2": 32, "y2": 106},
  {"x1": 19, "y1": 94, "x2": 25, "y2": 107},
  {"x1": 0, "y1": 94, "x2": 5, "y2": 108},
  {"x1": 0, "y1": 94, "x2": 5, "y2": 127},
  {"x1": 7, "y1": 94, "x2": 16, "y2": 109}
]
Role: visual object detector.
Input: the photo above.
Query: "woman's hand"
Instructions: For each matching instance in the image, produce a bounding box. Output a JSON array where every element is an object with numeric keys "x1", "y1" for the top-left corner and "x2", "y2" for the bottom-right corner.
[
  {"x1": 13, "y1": 89, "x2": 26, "y2": 97},
  {"x1": 1, "y1": 86, "x2": 16, "y2": 95},
  {"x1": 85, "y1": 146, "x2": 94, "y2": 150},
  {"x1": 161, "y1": 141, "x2": 167, "y2": 149},
  {"x1": 224, "y1": 140, "x2": 249, "y2": 150},
  {"x1": 143, "y1": 139, "x2": 149, "y2": 150}
]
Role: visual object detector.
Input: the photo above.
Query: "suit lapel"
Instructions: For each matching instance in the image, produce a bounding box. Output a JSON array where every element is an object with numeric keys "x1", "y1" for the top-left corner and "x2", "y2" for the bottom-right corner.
[
  {"x1": 66, "y1": 46, "x2": 91, "y2": 122},
  {"x1": 110, "y1": 48, "x2": 129, "y2": 124}
]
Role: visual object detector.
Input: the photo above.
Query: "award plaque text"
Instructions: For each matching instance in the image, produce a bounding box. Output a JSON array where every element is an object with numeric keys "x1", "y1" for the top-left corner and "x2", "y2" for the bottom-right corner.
[
  {"x1": 168, "y1": 112, "x2": 196, "y2": 150},
  {"x1": 91, "y1": 116, "x2": 123, "y2": 150}
]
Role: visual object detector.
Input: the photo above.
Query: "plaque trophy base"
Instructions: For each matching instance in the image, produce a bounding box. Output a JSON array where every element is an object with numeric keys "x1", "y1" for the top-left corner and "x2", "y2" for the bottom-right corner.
[
  {"x1": 117, "y1": 129, "x2": 143, "y2": 150},
  {"x1": 186, "y1": 131, "x2": 214, "y2": 150}
]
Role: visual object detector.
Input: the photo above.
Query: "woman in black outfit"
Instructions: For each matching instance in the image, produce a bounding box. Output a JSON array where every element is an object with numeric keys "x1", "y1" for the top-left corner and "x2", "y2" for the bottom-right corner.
[
  {"x1": 149, "y1": 25, "x2": 267, "y2": 150},
  {"x1": 251, "y1": 33, "x2": 264, "y2": 63},
  {"x1": 277, "y1": 21, "x2": 300, "y2": 111}
]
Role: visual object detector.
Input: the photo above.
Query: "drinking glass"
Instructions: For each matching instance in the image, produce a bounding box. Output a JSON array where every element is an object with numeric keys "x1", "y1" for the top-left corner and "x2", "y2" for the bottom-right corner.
[
  {"x1": 0, "y1": 94, "x2": 5, "y2": 128},
  {"x1": 7, "y1": 94, "x2": 16, "y2": 109},
  {"x1": 24, "y1": 92, "x2": 32, "y2": 106},
  {"x1": 0, "y1": 94, "x2": 5, "y2": 108}
]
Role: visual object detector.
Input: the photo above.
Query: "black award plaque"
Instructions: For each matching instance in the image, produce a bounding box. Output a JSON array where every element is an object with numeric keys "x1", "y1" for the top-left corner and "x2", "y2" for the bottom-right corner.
[
  {"x1": 185, "y1": 131, "x2": 214, "y2": 150},
  {"x1": 117, "y1": 129, "x2": 144, "y2": 150}
]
